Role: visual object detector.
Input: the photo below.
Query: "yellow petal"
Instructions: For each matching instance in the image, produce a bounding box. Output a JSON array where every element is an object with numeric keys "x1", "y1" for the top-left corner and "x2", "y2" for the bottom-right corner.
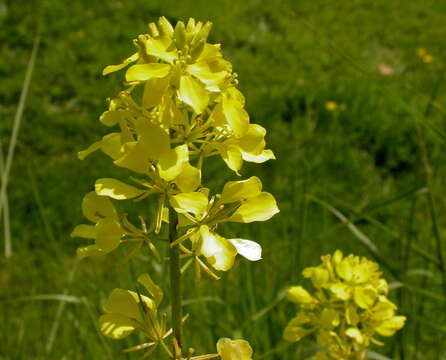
[
  {"x1": 99, "y1": 110, "x2": 122, "y2": 127},
  {"x1": 95, "y1": 178, "x2": 145, "y2": 200},
  {"x1": 157, "y1": 144, "x2": 189, "y2": 181},
  {"x1": 102, "y1": 52, "x2": 139, "y2": 75},
  {"x1": 186, "y1": 62, "x2": 228, "y2": 86},
  {"x1": 143, "y1": 75, "x2": 171, "y2": 108},
  {"x1": 229, "y1": 239, "x2": 262, "y2": 261},
  {"x1": 329, "y1": 283, "x2": 351, "y2": 300},
  {"x1": 103, "y1": 288, "x2": 153, "y2": 319},
  {"x1": 178, "y1": 74, "x2": 209, "y2": 114},
  {"x1": 125, "y1": 63, "x2": 171, "y2": 82},
  {"x1": 169, "y1": 192, "x2": 208, "y2": 218},
  {"x1": 225, "y1": 87, "x2": 246, "y2": 107},
  {"x1": 160, "y1": 94, "x2": 187, "y2": 126},
  {"x1": 354, "y1": 285, "x2": 377, "y2": 309},
  {"x1": 136, "y1": 119, "x2": 170, "y2": 160},
  {"x1": 99, "y1": 313, "x2": 137, "y2": 339},
  {"x1": 174, "y1": 163, "x2": 201, "y2": 192},
  {"x1": 82, "y1": 191, "x2": 117, "y2": 223},
  {"x1": 229, "y1": 192, "x2": 279, "y2": 223},
  {"x1": 76, "y1": 245, "x2": 105, "y2": 259},
  {"x1": 220, "y1": 176, "x2": 262, "y2": 204},
  {"x1": 345, "y1": 305, "x2": 360, "y2": 326},
  {"x1": 375, "y1": 316, "x2": 406, "y2": 337},
  {"x1": 78, "y1": 141, "x2": 102, "y2": 161},
  {"x1": 137, "y1": 273, "x2": 163, "y2": 306},
  {"x1": 283, "y1": 322, "x2": 310, "y2": 343},
  {"x1": 221, "y1": 94, "x2": 249, "y2": 137},
  {"x1": 218, "y1": 143, "x2": 243, "y2": 174},
  {"x1": 371, "y1": 298, "x2": 397, "y2": 321},
  {"x1": 71, "y1": 224, "x2": 96, "y2": 239},
  {"x1": 100, "y1": 133, "x2": 122, "y2": 160},
  {"x1": 199, "y1": 226, "x2": 237, "y2": 271},
  {"x1": 145, "y1": 37, "x2": 178, "y2": 63},
  {"x1": 345, "y1": 327, "x2": 364, "y2": 344},
  {"x1": 302, "y1": 267, "x2": 330, "y2": 288},
  {"x1": 241, "y1": 149, "x2": 275, "y2": 163},
  {"x1": 320, "y1": 308, "x2": 340, "y2": 328},
  {"x1": 287, "y1": 286, "x2": 314, "y2": 304},
  {"x1": 336, "y1": 259, "x2": 353, "y2": 282},
  {"x1": 238, "y1": 124, "x2": 267, "y2": 154},
  {"x1": 95, "y1": 218, "x2": 123, "y2": 252},
  {"x1": 114, "y1": 142, "x2": 150, "y2": 174},
  {"x1": 217, "y1": 338, "x2": 253, "y2": 360},
  {"x1": 78, "y1": 133, "x2": 122, "y2": 161}
]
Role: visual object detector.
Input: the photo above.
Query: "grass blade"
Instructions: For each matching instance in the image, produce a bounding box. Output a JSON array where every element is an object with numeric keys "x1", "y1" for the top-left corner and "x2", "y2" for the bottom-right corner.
[
  {"x1": 0, "y1": 138, "x2": 11, "y2": 257},
  {"x1": 45, "y1": 260, "x2": 78, "y2": 355},
  {"x1": 0, "y1": 27, "x2": 41, "y2": 256},
  {"x1": 308, "y1": 195, "x2": 399, "y2": 277}
]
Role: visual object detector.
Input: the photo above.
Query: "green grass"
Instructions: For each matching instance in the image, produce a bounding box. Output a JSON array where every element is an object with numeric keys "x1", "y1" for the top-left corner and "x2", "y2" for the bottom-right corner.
[{"x1": 1, "y1": 0, "x2": 446, "y2": 358}]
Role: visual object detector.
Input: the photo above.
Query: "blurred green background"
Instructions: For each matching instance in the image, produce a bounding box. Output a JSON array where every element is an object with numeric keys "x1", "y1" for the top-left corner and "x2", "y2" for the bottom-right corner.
[{"x1": 1, "y1": 0, "x2": 446, "y2": 358}]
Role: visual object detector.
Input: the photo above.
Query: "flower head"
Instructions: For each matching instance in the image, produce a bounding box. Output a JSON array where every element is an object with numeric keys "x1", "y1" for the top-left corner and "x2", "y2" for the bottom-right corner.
[
  {"x1": 169, "y1": 176, "x2": 279, "y2": 272},
  {"x1": 284, "y1": 251, "x2": 406, "y2": 359}
]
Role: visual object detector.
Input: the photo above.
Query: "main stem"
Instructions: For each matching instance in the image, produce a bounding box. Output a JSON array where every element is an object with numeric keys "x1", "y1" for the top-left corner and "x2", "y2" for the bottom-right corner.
[{"x1": 169, "y1": 208, "x2": 182, "y2": 358}]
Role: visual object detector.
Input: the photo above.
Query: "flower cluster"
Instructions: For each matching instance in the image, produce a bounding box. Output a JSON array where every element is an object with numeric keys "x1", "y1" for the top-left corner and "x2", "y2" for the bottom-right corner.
[
  {"x1": 284, "y1": 251, "x2": 406, "y2": 359},
  {"x1": 72, "y1": 16, "x2": 275, "y2": 358},
  {"x1": 72, "y1": 16, "x2": 278, "y2": 273}
]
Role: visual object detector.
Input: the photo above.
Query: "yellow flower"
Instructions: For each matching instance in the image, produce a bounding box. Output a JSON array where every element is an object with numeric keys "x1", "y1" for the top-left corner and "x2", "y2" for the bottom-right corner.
[
  {"x1": 416, "y1": 48, "x2": 434, "y2": 63},
  {"x1": 423, "y1": 54, "x2": 434, "y2": 63},
  {"x1": 416, "y1": 48, "x2": 427, "y2": 57},
  {"x1": 169, "y1": 176, "x2": 279, "y2": 271},
  {"x1": 217, "y1": 338, "x2": 253, "y2": 360},
  {"x1": 206, "y1": 123, "x2": 275, "y2": 174},
  {"x1": 283, "y1": 251, "x2": 406, "y2": 359},
  {"x1": 99, "y1": 273, "x2": 165, "y2": 341},
  {"x1": 71, "y1": 192, "x2": 124, "y2": 259},
  {"x1": 104, "y1": 17, "x2": 231, "y2": 115},
  {"x1": 325, "y1": 101, "x2": 337, "y2": 111}
]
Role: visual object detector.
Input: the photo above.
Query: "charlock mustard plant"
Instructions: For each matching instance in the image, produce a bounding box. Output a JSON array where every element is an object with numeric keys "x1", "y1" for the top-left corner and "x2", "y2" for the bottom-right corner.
[
  {"x1": 283, "y1": 250, "x2": 406, "y2": 359},
  {"x1": 71, "y1": 16, "x2": 278, "y2": 359}
]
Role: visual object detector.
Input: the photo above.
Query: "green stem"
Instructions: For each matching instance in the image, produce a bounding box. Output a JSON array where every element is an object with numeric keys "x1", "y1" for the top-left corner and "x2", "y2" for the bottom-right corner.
[
  {"x1": 160, "y1": 339, "x2": 174, "y2": 358},
  {"x1": 169, "y1": 208, "x2": 183, "y2": 358}
]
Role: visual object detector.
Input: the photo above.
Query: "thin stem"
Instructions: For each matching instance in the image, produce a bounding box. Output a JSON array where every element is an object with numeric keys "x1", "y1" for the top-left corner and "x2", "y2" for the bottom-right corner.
[
  {"x1": 161, "y1": 339, "x2": 174, "y2": 358},
  {"x1": 169, "y1": 208, "x2": 183, "y2": 358}
]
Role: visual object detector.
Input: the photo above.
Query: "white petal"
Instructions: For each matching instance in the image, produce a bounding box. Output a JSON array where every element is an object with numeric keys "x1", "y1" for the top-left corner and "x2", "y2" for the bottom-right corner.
[{"x1": 229, "y1": 239, "x2": 262, "y2": 261}]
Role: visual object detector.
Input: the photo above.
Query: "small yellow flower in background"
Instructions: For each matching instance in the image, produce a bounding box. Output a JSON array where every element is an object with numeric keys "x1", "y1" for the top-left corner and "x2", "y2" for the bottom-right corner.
[
  {"x1": 283, "y1": 250, "x2": 406, "y2": 359},
  {"x1": 416, "y1": 48, "x2": 427, "y2": 57},
  {"x1": 422, "y1": 54, "x2": 434, "y2": 63},
  {"x1": 325, "y1": 101, "x2": 337, "y2": 111},
  {"x1": 416, "y1": 48, "x2": 434, "y2": 63},
  {"x1": 217, "y1": 338, "x2": 253, "y2": 360},
  {"x1": 325, "y1": 101, "x2": 346, "y2": 112}
]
